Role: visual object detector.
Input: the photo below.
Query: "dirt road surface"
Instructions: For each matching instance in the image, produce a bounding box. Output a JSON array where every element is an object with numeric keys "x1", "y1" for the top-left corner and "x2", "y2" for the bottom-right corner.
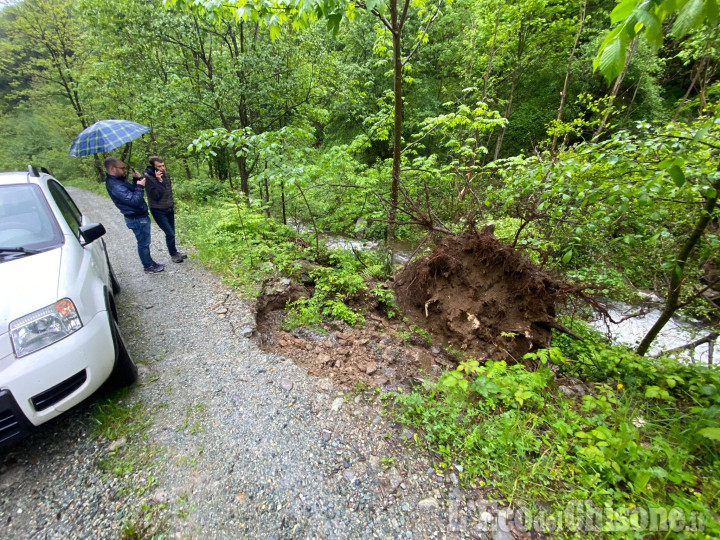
[{"x1": 0, "y1": 187, "x2": 499, "y2": 539}]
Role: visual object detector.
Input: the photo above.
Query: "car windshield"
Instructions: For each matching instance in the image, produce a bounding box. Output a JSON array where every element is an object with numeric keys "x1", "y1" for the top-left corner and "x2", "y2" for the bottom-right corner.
[{"x1": 0, "y1": 184, "x2": 64, "y2": 261}]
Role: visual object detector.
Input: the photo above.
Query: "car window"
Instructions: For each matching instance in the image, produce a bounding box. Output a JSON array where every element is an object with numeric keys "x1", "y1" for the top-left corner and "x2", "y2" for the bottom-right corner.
[
  {"x1": 0, "y1": 184, "x2": 64, "y2": 258},
  {"x1": 47, "y1": 180, "x2": 82, "y2": 237}
]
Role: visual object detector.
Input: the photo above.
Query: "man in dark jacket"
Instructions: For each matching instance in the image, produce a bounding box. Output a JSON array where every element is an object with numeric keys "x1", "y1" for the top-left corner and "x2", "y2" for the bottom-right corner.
[
  {"x1": 143, "y1": 156, "x2": 187, "y2": 263},
  {"x1": 104, "y1": 156, "x2": 164, "y2": 273}
]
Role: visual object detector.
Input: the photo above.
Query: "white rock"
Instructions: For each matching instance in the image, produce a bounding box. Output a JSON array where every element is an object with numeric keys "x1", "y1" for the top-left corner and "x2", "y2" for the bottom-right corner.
[
  {"x1": 331, "y1": 397, "x2": 344, "y2": 411},
  {"x1": 417, "y1": 498, "x2": 440, "y2": 510}
]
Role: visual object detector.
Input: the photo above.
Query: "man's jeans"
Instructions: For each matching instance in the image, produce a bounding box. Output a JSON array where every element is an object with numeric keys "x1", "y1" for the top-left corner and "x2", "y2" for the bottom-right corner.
[
  {"x1": 150, "y1": 207, "x2": 177, "y2": 257},
  {"x1": 124, "y1": 215, "x2": 154, "y2": 268}
]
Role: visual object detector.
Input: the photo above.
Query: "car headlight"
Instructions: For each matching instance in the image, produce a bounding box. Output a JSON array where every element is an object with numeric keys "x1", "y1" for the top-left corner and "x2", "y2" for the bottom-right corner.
[{"x1": 9, "y1": 299, "x2": 83, "y2": 358}]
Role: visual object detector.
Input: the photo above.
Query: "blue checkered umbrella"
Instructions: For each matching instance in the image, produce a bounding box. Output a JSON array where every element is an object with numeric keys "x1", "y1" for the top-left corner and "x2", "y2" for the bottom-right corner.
[{"x1": 68, "y1": 119, "x2": 150, "y2": 157}]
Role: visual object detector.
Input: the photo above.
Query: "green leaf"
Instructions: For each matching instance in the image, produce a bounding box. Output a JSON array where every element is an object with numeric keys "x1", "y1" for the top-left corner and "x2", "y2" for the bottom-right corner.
[
  {"x1": 668, "y1": 164, "x2": 686, "y2": 187},
  {"x1": 648, "y1": 466, "x2": 668, "y2": 478},
  {"x1": 707, "y1": 0, "x2": 720, "y2": 22},
  {"x1": 580, "y1": 445, "x2": 605, "y2": 458},
  {"x1": 562, "y1": 250, "x2": 573, "y2": 264},
  {"x1": 634, "y1": 471, "x2": 651, "y2": 491},
  {"x1": 671, "y1": 0, "x2": 705, "y2": 37},
  {"x1": 692, "y1": 120, "x2": 712, "y2": 142},
  {"x1": 634, "y1": 10, "x2": 663, "y2": 46},
  {"x1": 698, "y1": 427, "x2": 720, "y2": 440},
  {"x1": 611, "y1": 0, "x2": 640, "y2": 23},
  {"x1": 595, "y1": 33, "x2": 627, "y2": 82}
]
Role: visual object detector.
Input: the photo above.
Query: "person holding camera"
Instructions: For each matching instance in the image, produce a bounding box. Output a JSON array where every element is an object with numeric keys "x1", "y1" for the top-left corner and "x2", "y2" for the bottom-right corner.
[
  {"x1": 104, "y1": 156, "x2": 165, "y2": 274},
  {"x1": 143, "y1": 156, "x2": 187, "y2": 263}
]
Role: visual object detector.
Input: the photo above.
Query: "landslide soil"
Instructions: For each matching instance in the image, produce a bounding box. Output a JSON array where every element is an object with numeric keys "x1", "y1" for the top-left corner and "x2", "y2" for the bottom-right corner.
[{"x1": 257, "y1": 231, "x2": 580, "y2": 386}]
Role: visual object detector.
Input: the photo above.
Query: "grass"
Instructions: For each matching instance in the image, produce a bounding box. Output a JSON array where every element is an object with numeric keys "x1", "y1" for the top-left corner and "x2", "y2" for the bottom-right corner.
[
  {"x1": 388, "y1": 333, "x2": 720, "y2": 538},
  {"x1": 91, "y1": 388, "x2": 169, "y2": 539},
  {"x1": 63, "y1": 173, "x2": 108, "y2": 196},
  {"x1": 177, "y1": 402, "x2": 208, "y2": 434}
]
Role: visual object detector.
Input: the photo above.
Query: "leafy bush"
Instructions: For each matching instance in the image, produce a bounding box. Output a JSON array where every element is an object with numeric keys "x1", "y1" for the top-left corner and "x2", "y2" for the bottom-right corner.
[
  {"x1": 392, "y1": 339, "x2": 720, "y2": 538},
  {"x1": 179, "y1": 196, "x2": 390, "y2": 326},
  {"x1": 174, "y1": 178, "x2": 231, "y2": 204}
]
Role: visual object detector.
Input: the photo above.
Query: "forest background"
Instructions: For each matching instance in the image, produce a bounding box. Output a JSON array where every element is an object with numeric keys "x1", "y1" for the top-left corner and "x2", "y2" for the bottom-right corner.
[{"x1": 1, "y1": 0, "x2": 720, "y2": 536}]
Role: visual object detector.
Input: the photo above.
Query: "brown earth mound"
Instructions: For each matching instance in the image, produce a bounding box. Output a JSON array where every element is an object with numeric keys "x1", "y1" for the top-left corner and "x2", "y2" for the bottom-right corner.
[
  {"x1": 256, "y1": 278, "x2": 459, "y2": 388},
  {"x1": 394, "y1": 231, "x2": 575, "y2": 362},
  {"x1": 256, "y1": 231, "x2": 584, "y2": 387}
]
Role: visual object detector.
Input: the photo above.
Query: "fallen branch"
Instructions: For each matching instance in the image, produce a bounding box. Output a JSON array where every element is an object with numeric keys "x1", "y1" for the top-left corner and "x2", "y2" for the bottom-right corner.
[
  {"x1": 654, "y1": 332, "x2": 718, "y2": 361},
  {"x1": 547, "y1": 320, "x2": 584, "y2": 340}
]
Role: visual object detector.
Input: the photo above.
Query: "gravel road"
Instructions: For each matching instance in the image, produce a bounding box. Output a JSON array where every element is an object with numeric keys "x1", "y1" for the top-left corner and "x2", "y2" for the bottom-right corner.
[{"x1": 0, "y1": 187, "x2": 497, "y2": 539}]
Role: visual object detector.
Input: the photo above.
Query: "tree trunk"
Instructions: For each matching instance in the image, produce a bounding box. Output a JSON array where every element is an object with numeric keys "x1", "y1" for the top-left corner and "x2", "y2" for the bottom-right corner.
[
  {"x1": 493, "y1": 21, "x2": 526, "y2": 161},
  {"x1": 552, "y1": 0, "x2": 587, "y2": 155},
  {"x1": 239, "y1": 154, "x2": 250, "y2": 195},
  {"x1": 182, "y1": 157, "x2": 192, "y2": 180},
  {"x1": 264, "y1": 177, "x2": 271, "y2": 217},
  {"x1": 637, "y1": 169, "x2": 720, "y2": 356},
  {"x1": 671, "y1": 58, "x2": 706, "y2": 123},
  {"x1": 698, "y1": 60, "x2": 717, "y2": 112},
  {"x1": 592, "y1": 37, "x2": 637, "y2": 142},
  {"x1": 386, "y1": 0, "x2": 405, "y2": 245},
  {"x1": 468, "y1": 3, "x2": 500, "y2": 170},
  {"x1": 482, "y1": 4, "x2": 501, "y2": 103},
  {"x1": 493, "y1": 78, "x2": 516, "y2": 160},
  {"x1": 230, "y1": 21, "x2": 252, "y2": 195}
]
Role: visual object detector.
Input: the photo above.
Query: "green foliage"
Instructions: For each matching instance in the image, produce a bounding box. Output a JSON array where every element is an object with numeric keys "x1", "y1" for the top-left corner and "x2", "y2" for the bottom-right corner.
[
  {"x1": 392, "y1": 337, "x2": 720, "y2": 537},
  {"x1": 595, "y1": 0, "x2": 719, "y2": 83},
  {"x1": 179, "y1": 193, "x2": 390, "y2": 327},
  {"x1": 284, "y1": 297, "x2": 323, "y2": 330},
  {"x1": 369, "y1": 283, "x2": 398, "y2": 318},
  {"x1": 554, "y1": 322, "x2": 720, "y2": 408},
  {"x1": 487, "y1": 113, "x2": 720, "y2": 337},
  {"x1": 91, "y1": 388, "x2": 149, "y2": 441},
  {"x1": 173, "y1": 178, "x2": 231, "y2": 204},
  {"x1": 322, "y1": 298, "x2": 365, "y2": 326},
  {"x1": 178, "y1": 197, "x2": 306, "y2": 293}
]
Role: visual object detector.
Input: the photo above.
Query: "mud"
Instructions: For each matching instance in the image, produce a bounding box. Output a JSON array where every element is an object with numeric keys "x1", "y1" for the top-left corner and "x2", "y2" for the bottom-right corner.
[
  {"x1": 257, "y1": 311, "x2": 457, "y2": 388},
  {"x1": 395, "y1": 231, "x2": 575, "y2": 362},
  {"x1": 257, "y1": 231, "x2": 579, "y2": 387}
]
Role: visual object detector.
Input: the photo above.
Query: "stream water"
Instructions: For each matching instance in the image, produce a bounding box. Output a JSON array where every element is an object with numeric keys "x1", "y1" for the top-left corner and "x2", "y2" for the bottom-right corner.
[
  {"x1": 289, "y1": 220, "x2": 415, "y2": 265},
  {"x1": 588, "y1": 299, "x2": 717, "y2": 365}
]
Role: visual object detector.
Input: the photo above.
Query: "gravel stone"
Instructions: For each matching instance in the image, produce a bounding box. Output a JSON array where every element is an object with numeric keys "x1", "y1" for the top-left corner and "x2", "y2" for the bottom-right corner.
[
  {"x1": 330, "y1": 397, "x2": 344, "y2": 411},
  {"x1": 0, "y1": 187, "x2": 491, "y2": 539}
]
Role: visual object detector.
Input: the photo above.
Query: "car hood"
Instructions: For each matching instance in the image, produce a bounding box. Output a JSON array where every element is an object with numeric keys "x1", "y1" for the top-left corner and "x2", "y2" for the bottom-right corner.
[{"x1": 0, "y1": 250, "x2": 61, "y2": 333}]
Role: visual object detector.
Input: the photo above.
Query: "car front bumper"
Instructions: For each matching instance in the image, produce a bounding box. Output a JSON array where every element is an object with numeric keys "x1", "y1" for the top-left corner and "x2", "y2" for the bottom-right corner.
[{"x1": 0, "y1": 311, "x2": 115, "y2": 439}]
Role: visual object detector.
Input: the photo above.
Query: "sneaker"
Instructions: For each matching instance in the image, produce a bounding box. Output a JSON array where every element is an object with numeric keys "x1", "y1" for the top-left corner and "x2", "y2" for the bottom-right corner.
[
  {"x1": 179, "y1": 252, "x2": 188, "y2": 260},
  {"x1": 171, "y1": 254, "x2": 184, "y2": 263},
  {"x1": 144, "y1": 263, "x2": 165, "y2": 274}
]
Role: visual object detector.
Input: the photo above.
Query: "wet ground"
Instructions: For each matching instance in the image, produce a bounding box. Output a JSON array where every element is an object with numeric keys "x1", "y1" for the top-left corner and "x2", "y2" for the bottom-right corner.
[{"x1": 257, "y1": 231, "x2": 586, "y2": 387}]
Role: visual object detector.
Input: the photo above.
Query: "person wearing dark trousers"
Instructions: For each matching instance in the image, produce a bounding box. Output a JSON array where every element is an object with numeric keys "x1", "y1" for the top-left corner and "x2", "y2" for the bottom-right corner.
[
  {"x1": 104, "y1": 156, "x2": 164, "y2": 273},
  {"x1": 143, "y1": 156, "x2": 187, "y2": 263}
]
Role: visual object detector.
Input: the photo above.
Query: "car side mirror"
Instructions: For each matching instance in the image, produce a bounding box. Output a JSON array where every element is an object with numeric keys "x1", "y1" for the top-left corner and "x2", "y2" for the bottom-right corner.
[{"x1": 79, "y1": 223, "x2": 106, "y2": 246}]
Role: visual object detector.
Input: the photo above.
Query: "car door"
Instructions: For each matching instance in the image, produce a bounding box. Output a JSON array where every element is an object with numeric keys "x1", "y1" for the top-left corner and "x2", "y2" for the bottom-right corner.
[{"x1": 45, "y1": 179, "x2": 108, "y2": 320}]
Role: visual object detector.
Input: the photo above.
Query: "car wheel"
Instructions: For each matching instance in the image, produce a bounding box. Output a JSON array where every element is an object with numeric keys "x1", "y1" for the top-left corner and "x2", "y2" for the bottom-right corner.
[{"x1": 109, "y1": 316, "x2": 138, "y2": 387}]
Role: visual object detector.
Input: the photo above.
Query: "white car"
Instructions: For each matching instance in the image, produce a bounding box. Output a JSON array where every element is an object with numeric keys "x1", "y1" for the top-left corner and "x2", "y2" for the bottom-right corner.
[{"x1": 0, "y1": 166, "x2": 136, "y2": 446}]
